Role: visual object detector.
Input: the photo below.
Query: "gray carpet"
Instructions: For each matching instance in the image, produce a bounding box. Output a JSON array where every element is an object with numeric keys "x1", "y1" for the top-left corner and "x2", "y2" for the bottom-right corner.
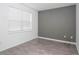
[{"x1": 0, "y1": 38, "x2": 78, "y2": 55}]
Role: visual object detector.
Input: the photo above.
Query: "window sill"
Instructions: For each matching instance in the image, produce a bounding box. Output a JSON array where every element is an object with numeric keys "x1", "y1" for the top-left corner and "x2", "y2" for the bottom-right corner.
[{"x1": 8, "y1": 29, "x2": 32, "y2": 34}]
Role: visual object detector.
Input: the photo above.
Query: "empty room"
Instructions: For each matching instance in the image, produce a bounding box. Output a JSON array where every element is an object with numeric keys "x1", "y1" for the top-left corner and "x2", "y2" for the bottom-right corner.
[{"x1": 0, "y1": 3, "x2": 79, "y2": 55}]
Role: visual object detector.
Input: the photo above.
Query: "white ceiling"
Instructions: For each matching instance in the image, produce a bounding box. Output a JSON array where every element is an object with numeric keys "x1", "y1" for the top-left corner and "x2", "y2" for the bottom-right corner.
[{"x1": 23, "y1": 3, "x2": 75, "y2": 11}]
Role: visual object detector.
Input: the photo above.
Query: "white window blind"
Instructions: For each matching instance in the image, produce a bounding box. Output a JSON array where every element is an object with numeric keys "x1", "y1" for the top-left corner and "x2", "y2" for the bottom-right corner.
[
  {"x1": 22, "y1": 11, "x2": 32, "y2": 31},
  {"x1": 8, "y1": 7, "x2": 32, "y2": 32}
]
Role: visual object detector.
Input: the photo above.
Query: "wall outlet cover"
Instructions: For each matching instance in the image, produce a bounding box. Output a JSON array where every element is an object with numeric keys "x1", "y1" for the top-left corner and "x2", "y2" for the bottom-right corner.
[
  {"x1": 70, "y1": 36, "x2": 73, "y2": 39},
  {"x1": 64, "y1": 35, "x2": 66, "y2": 38}
]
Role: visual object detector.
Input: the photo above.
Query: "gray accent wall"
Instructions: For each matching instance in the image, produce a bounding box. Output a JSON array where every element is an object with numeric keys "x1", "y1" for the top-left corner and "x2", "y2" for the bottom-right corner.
[{"x1": 38, "y1": 5, "x2": 76, "y2": 42}]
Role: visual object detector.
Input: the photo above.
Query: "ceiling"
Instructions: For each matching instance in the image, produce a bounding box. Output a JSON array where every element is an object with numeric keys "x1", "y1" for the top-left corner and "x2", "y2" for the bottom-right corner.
[{"x1": 23, "y1": 3, "x2": 75, "y2": 11}]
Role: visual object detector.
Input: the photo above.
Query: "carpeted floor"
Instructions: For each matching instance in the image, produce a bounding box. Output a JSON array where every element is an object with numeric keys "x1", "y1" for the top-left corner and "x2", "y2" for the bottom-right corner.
[{"x1": 0, "y1": 38, "x2": 78, "y2": 55}]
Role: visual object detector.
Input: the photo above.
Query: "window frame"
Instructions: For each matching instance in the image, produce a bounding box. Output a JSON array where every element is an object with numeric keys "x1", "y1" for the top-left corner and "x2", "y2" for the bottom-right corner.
[{"x1": 8, "y1": 6, "x2": 32, "y2": 32}]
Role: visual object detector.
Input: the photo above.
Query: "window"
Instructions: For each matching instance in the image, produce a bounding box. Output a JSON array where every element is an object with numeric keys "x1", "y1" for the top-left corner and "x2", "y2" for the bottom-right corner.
[
  {"x1": 22, "y1": 11, "x2": 32, "y2": 31},
  {"x1": 8, "y1": 7, "x2": 32, "y2": 32}
]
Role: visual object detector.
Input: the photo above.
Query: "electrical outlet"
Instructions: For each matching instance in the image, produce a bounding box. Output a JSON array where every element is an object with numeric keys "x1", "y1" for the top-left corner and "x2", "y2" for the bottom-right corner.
[
  {"x1": 70, "y1": 36, "x2": 73, "y2": 39},
  {"x1": 64, "y1": 35, "x2": 66, "y2": 38}
]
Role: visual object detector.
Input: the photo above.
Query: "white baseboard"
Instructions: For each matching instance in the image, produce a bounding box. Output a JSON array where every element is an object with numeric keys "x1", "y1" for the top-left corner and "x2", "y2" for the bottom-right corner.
[{"x1": 38, "y1": 36, "x2": 76, "y2": 45}]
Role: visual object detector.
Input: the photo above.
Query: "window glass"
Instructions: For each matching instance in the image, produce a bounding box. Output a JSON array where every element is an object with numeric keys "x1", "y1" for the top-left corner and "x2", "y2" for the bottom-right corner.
[{"x1": 8, "y1": 7, "x2": 32, "y2": 32}]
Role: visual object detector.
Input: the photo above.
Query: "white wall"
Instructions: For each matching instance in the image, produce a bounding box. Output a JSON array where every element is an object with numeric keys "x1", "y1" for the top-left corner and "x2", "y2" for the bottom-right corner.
[
  {"x1": 0, "y1": 4, "x2": 8, "y2": 51},
  {"x1": 0, "y1": 3, "x2": 38, "y2": 51},
  {"x1": 76, "y1": 4, "x2": 79, "y2": 53}
]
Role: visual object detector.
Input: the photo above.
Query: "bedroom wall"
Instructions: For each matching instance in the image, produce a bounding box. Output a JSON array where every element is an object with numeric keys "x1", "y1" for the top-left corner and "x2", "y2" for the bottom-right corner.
[
  {"x1": 0, "y1": 4, "x2": 8, "y2": 51},
  {"x1": 76, "y1": 4, "x2": 79, "y2": 53},
  {"x1": 0, "y1": 3, "x2": 38, "y2": 51},
  {"x1": 38, "y1": 5, "x2": 76, "y2": 42}
]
